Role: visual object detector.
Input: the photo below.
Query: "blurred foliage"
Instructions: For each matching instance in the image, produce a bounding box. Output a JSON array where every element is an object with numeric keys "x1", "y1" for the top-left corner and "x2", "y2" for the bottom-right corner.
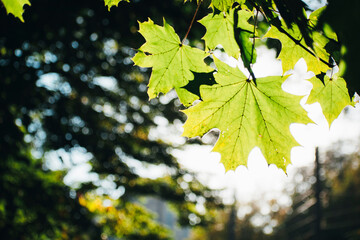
[
  {"x1": 0, "y1": 151, "x2": 100, "y2": 239},
  {"x1": 323, "y1": 144, "x2": 360, "y2": 201},
  {"x1": 187, "y1": 202, "x2": 278, "y2": 240},
  {"x1": 79, "y1": 193, "x2": 171, "y2": 239},
  {"x1": 0, "y1": 0, "x2": 222, "y2": 238},
  {"x1": 272, "y1": 142, "x2": 360, "y2": 240}
]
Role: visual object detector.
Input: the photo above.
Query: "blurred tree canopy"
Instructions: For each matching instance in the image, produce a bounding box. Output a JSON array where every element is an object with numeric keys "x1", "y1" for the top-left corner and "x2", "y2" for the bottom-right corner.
[
  {"x1": 0, "y1": 0, "x2": 222, "y2": 239},
  {"x1": 188, "y1": 203, "x2": 276, "y2": 240}
]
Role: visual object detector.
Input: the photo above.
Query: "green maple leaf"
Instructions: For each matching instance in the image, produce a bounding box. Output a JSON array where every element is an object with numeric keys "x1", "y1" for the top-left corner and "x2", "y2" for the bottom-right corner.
[
  {"x1": 183, "y1": 58, "x2": 311, "y2": 172},
  {"x1": 1, "y1": 0, "x2": 31, "y2": 22},
  {"x1": 184, "y1": 0, "x2": 201, "y2": 3},
  {"x1": 211, "y1": 0, "x2": 246, "y2": 11},
  {"x1": 185, "y1": 0, "x2": 244, "y2": 10},
  {"x1": 199, "y1": 9, "x2": 239, "y2": 58},
  {"x1": 307, "y1": 74, "x2": 352, "y2": 126},
  {"x1": 104, "y1": 0, "x2": 129, "y2": 11},
  {"x1": 236, "y1": 9, "x2": 257, "y2": 69},
  {"x1": 211, "y1": 0, "x2": 235, "y2": 11},
  {"x1": 264, "y1": 11, "x2": 331, "y2": 75},
  {"x1": 199, "y1": 9, "x2": 253, "y2": 59},
  {"x1": 132, "y1": 18, "x2": 212, "y2": 106}
]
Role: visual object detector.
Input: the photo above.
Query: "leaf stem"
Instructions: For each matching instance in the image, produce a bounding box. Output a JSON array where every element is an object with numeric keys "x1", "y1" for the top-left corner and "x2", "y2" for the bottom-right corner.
[
  {"x1": 182, "y1": 0, "x2": 202, "y2": 45},
  {"x1": 330, "y1": 66, "x2": 334, "y2": 79}
]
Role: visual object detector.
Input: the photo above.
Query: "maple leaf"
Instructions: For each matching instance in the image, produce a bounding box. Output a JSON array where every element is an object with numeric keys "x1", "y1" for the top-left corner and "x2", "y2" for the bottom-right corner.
[
  {"x1": 104, "y1": 0, "x2": 129, "y2": 11},
  {"x1": 132, "y1": 18, "x2": 212, "y2": 106},
  {"x1": 199, "y1": 9, "x2": 254, "y2": 60},
  {"x1": 236, "y1": 9, "x2": 257, "y2": 69},
  {"x1": 1, "y1": 0, "x2": 31, "y2": 22},
  {"x1": 199, "y1": 9, "x2": 239, "y2": 58},
  {"x1": 264, "y1": 10, "x2": 331, "y2": 75},
  {"x1": 185, "y1": 0, "x2": 244, "y2": 10},
  {"x1": 183, "y1": 58, "x2": 311, "y2": 172},
  {"x1": 211, "y1": 0, "x2": 235, "y2": 11},
  {"x1": 307, "y1": 74, "x2": 352, "y2": 127},
  {"x1": 184, "y1": 0, "x2": 201, "y2": 3}
]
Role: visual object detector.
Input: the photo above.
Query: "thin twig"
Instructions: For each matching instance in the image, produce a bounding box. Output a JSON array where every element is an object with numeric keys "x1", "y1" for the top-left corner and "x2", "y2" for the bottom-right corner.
[
  {"x1": 330, "y1": 66, "x2": 334, "y2": 79},
  {"x1": 182, "y1": 1, "x2": 202, "y2": 45}
]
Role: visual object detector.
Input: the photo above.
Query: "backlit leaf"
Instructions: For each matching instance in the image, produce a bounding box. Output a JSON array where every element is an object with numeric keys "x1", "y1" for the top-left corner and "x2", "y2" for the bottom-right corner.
[
  {"x1": 264, "y1": 10, "x2": 332, "y2": 75},
  {"x1": 211, "y1": 0, "x2": 235, "y2": 11},
  {"x1": 199, "y1": 9, "x2": 253, "y2": 59},
  {"x1": 104, "y1": 0, "x2": 129, "y2": 11},
  {"x1": 183, "y1": 58, "x2": 311, "y2": 172},
  {"x1": 236, "y1": 9, "x2": 256, "y2": 68},
  {"x1": 307, "y1": 74, "x2": 352, "y2": 126},
  {"x1": 132, "y1": 18, "x2": 212, "y2": 106},
  {"x1": 1, "y1": 0, "x2": 31, "y2": 22}
]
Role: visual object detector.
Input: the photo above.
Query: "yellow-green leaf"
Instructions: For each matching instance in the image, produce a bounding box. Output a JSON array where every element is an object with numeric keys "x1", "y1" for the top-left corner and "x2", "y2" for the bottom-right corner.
[
  {"x1": 199, "y1": 9, "x2": 253, "y2": 59},
  {"x1": 264, "y1": 10, "x2": 331, "y2": 75},
  {"x1": 183, "y1": 58, "x2": 311, "y2": 172},
  {"x1": 132, "y1": 18, "x2": 212, "y2": 106},
  {"x1": 104, "y1": 0, "x2": 129, "y2": 11},
  {"x1": 211, "y1": 0, "x2": 235, "y2": 12},
  {"x1": 184, "y1": 0, "x2": 201, "y2": 3},
  {"x1": 307, "y1": 74, "x2": 352, "y2": 126},
  {"x1": 1, "y1": 0, "x2": 31, "y2": 22}
]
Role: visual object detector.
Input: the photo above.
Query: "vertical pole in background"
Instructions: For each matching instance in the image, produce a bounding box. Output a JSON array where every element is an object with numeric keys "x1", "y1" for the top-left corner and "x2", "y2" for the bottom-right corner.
[
  {"x1": 227, "y1": 192, "x2": 236, "y2": 240},
  {"x1": 314, "y1": 147, "x2": 322, "y2": 239},
  {"x1": 227, "y1": 203, "x2": 236, "y2": 240}
]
